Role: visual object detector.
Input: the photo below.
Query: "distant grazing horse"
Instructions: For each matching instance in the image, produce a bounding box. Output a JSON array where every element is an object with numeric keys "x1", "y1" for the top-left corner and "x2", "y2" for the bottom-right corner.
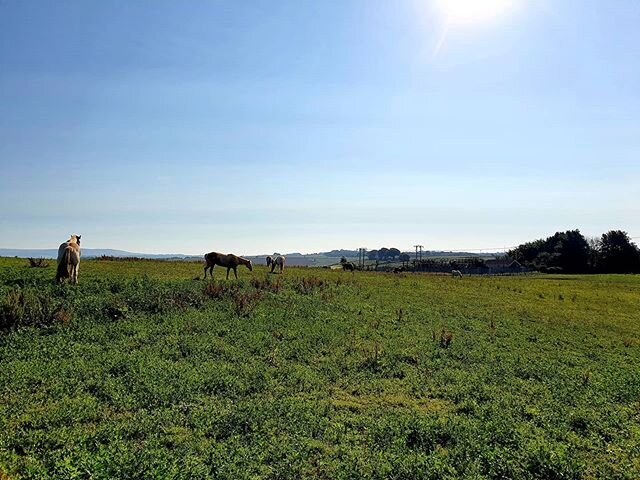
[
  {"x1": 342, "y1": 262, "x2": 356, "y2": 272},
  {"x1": 270, "y1": 255, "x2": 285, "y2": 274},
  {"x1": 204, "y1": 252, "x2": 253, "y2": 280},
  {"x1": 266, "y1": 256, "x2": 274, "y2": 269},
  {"x1": 451, "y1": 269, "x2": 463, "y2": 278},
  {"x1": 56, "y1": 234, "x2": 81, "y2": 284}
]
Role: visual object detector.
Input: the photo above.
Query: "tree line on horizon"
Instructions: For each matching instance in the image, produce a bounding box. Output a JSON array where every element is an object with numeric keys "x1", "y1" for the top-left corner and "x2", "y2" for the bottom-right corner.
[
  {"x1": 508, "y1": 229, "x2": 640, "y2": 274},
  {"x1": 366, "y1": 248, "x2": 411, "y2": 263}
]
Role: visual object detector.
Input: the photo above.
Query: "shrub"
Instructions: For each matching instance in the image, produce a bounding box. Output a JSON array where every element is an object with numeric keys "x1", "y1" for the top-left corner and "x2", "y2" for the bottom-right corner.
[
  {"x1": 0, "y1": 287, "x2": 62, "y2": 329},
  {"x1": 250, "y1": 276, "x2": 282, "y2": 294},
  {"x1": 103, "y1": 297, "x2": 129, "y2": 320},
  {"x1": 232, "y1": 290, "x2": 262, "y2": 317},
  {"x1": 203, "y1": 281, "x2": 241, "y2": 299},
  {"x1": 27, "y1": 257, "x2": 49, "y2": 268},
  {"x1": 164, "y1": 284, "x2": 205, "y2": 310},
  {"x1": 53, "y1": 307, "x2": 73, "y2": 324},
  {"x1": 438, "y1": 328, "x2": 454, "y2": 348},
  {"x1": 292, "y1": 276, "x2": 327, "y2": 295}
]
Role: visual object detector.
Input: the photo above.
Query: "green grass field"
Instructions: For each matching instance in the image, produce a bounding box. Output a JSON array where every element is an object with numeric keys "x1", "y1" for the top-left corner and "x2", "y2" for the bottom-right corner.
[{"x1": 1, "y1": 257, "x2": 639, "y2": 479}]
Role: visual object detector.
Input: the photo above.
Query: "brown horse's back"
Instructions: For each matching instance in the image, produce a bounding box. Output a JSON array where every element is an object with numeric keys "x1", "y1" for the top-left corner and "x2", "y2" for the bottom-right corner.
[
  {"x1": 204, "y1": 251, "x2": 217, "y2": 265},
  {"x1": 204, "y1": 252, "x2": 236, "y2": 267}
]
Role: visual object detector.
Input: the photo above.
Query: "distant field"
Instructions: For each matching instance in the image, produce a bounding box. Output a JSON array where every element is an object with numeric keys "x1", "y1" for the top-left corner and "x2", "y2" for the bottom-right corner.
[
  {"x1": 1, "y1": 257, "x2": 639, "y2": 479},
  {"x1": 247, "y1": 255, "x2": 346, "y2": 268}
]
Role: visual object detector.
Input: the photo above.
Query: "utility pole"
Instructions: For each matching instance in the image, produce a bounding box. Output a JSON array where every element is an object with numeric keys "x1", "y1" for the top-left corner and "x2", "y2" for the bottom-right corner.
[
  {"x1": 358, "y1": 248, "x2": 367, "y2": 269},
  {"x1": 414, "y1": 245, "x2": 424, "y2": 262},
  {"x1": 413, "y1": 244, "x2": 423, "y2": 271}
]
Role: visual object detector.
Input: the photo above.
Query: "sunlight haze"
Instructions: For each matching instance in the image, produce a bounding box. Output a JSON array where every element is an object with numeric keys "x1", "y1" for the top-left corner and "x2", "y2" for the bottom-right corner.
[
  {"x1": 1, "y1": 0, "x2": 638, "y2": 255},
  {"x1": 434, "y1": 0, "x2": 517, "y2": 26}
]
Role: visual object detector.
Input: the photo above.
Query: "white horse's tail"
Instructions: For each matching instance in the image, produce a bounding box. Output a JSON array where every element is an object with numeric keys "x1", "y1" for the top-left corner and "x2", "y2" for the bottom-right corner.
[{"x1": 56, "y1": 248, "x2": 71, "y2": 282}]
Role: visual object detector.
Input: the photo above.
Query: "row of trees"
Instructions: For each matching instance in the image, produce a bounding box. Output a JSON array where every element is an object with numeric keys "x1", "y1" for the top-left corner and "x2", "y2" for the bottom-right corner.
[
  {"x1": 508, "y1": 230, "x2": 640, "y2": 273},
  {"x1": 368, "y1": 248, "x2": 402, "y2": 261}
]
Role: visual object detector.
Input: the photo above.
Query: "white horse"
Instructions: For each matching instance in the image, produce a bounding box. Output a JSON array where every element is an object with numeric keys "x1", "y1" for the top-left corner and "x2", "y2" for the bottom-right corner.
[
  {"x1": 270, "y1": 255, "x2": 285, "y2": 273},
  {"x1": 56, "y1": 234, "x2": 81, "y2": 284},
  {"x1": 451, "y1": 269, "x2": 463, "y2": 278}
]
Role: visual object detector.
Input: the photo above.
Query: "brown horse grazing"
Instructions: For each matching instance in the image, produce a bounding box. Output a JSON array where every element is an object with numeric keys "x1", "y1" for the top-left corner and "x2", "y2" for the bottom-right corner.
[
  {"x1": 270, "y1": 255, "x2": 285, "y2": 274},
  {"x1": 204, "y1": 252, "x2": 253, "y2": 280},
  {"x1": 56, "y1": 234, "x2": 81, "y2": 284},
  {"x1": 266, "y1": 256, "x2": 274, "y2": 269}
]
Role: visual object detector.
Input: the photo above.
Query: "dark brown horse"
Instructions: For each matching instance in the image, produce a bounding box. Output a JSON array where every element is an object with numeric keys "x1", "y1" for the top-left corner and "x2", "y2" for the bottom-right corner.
[
  {"x1": 342, "y1": 262, "x2": 356, "y2": 272},
  {"x1": 204, "y1": 252, "x2": 253, "y2": 280}
]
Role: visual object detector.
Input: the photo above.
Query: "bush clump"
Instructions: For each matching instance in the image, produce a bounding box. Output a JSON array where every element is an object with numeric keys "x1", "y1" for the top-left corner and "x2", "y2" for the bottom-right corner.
[
  {"x1": 250, "y1": 276, "x2": 283, "y2": 293},
  {"x1": 203, "y1": 281, "x2": 241, "y2": 299},
  {"x1": 0, "y1": 287, "x2": 65, "y2": 329},
  {"x1": 232, "y1": 290, "x2": 263, "y2": 317},
  {"x1": 292, "y1": 276, "x2": 327, "y2": 295},
  {"x1": 27, "y1": 258, "x2": 49, "y2": 268}
]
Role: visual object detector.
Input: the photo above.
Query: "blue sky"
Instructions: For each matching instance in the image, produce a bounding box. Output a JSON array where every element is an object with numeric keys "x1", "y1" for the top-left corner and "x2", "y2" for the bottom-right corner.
[{"x1": 1, "y1": 0, "x2": 639, "y2": 255}]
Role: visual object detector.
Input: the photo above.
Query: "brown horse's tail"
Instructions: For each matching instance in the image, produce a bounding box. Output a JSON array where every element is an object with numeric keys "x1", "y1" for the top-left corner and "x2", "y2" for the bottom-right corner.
[{"x1": 55, "y1": 248, "x2": 70, "y2": 282}]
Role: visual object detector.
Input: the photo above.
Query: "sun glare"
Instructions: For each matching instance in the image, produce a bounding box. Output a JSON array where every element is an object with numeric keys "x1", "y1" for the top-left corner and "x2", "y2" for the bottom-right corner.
[{"x1": 435, "y1": 0, "x2": 516, "y2": 26}]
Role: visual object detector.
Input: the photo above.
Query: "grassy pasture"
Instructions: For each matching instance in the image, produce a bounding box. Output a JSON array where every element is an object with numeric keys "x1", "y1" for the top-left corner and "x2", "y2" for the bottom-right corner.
[{"x1": 0, "y1": 257, "x2": 639, "y2": 479}]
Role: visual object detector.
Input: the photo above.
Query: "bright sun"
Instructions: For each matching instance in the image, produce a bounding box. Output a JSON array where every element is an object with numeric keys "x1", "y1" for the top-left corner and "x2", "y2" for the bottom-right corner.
[{"x1": 435, "y1": 0, "x2": 516, "y2": 26}]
